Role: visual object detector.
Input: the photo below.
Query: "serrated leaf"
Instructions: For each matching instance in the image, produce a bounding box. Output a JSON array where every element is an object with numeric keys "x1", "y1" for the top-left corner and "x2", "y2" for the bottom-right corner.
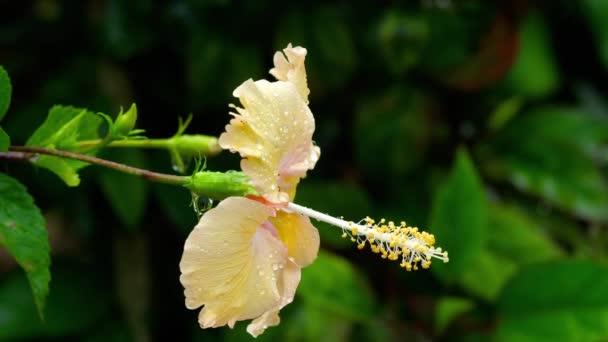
[
  {"x1": 0, "y1": 263, "x2": 112, "y2": 340},
  {"x1": 430, "y1": 148, "x2": 488, "y2": 282},
  {"x1": 27, "y1": 105, "x2": 102, "y2": 148},
  {"x1": 0, "y1": 173, "x2": 50, "y2": 318},
  {"x1": 98, "y1": 149, "x2": 147, "y2": 230},
  {"x1": 0, "y1": 126, "x2": 9, "y2": 151},
  {"x1": 26, "y1": 105, "x2": 104, "y2": 186},
  {"x1": 295, "y1": 181, "x2": 372, "y2": 249},
  {"x1": 496, "y1": 260, "x2": 608, "y2": 342},
  {"x1": 0, "y1": 65, "x2": 11, "y2": 121},
  {"x1": 298, "y1": 251, "x2": 377, "y2": 321}
]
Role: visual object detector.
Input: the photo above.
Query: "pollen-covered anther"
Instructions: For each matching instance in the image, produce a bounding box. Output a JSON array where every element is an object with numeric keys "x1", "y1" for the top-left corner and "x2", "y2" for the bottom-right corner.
[{"x1": 343, "y1": 216, "x2": 449, "y2": 271}]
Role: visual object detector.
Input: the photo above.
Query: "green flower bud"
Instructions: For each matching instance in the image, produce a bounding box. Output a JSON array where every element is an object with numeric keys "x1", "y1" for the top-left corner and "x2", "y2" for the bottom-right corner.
[{"x1": 114, "y1": 103, "x2": 138, "y2": 137}]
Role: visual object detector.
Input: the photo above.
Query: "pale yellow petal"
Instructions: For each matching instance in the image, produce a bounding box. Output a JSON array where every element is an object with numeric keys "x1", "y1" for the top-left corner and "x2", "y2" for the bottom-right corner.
[
  {"x1": 269, "y1": 44, "x2": 310, "y2": 104},
  {"x1": 179, "y1": 197, "x2": 289, "y2": 328},
  {"x1": 270, "y1": 210, "x2": 320, "y2": 267},
  {"x1": 219, "y1": 79, "x2": 319, "y2": 203},
  {"x1": 246, "y1": 259, "x2": 301, "y2": 337}
]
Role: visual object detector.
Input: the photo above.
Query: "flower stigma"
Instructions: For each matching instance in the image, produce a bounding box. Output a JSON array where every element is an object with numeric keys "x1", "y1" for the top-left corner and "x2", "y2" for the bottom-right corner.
[{"x1": 286, "y1": 202, "x2": 449, "y2": 271}]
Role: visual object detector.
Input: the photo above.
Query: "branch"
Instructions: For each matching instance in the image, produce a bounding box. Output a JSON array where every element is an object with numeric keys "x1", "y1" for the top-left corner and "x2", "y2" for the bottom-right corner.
[{"x1": 4, "y1": 146, "x2": 189, "y2": 186}]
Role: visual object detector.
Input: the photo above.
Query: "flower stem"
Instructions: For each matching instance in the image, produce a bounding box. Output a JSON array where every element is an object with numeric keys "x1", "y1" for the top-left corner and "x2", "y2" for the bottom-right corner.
[
  {"x1": 77, "y1": 134, "x2": 222, "y2": 156},
  {"x1": 6, "y1": 145, "x2": 189, "y2": 186},
  {"x1": 78, "y1": 139, "x2": 170, "y2": 149}
]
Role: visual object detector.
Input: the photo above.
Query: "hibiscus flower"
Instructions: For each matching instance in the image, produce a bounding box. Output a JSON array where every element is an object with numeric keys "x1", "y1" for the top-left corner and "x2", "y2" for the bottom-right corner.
[{"x1": 180, "y1": 44, "x2": 320, "y2": 337}]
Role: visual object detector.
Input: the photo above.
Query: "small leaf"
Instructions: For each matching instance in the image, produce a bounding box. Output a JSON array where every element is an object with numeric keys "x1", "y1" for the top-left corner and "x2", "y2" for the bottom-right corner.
[
  {"x1": 298, "y1": 251, "x2": 377, "y2": 321},
  {"x1": 496, "y1": 260, "x2": 608, "y2": 342},
  {"x1": 0, "y1": 173, "x2": 50, "y2": 318},
  {"x1": 113, "y1": 103, "x2": 138, "y2": 138},
  {"x1": 430, "y1": 148, "x2": 488, "y2": 282},
  {"x1": 435, "y1": 296, "x2": 475, "y2": 333},
  {"x1": 26, "y1": 105, "x2": 104, "y2": 186},
  {"x1": 0, "y1": 65, "x2": 11, "y2": 121},
  {"x1": 26, "y1": 105, "x2": 102, "y2": 149},
  {"x1": 97, "y1": 149, "x2": 148, "y2": 230},
  {"x1": 295, "y1": 181, "x2": 373, "y2": 249},
  {"x1": 0, "y1": 126, "x2": 9, "y2": 151}
]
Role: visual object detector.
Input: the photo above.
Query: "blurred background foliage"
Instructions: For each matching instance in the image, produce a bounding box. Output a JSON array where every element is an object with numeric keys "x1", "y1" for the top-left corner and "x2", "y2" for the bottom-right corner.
[{"x1": 1, "y1": 0, "x2": 608, "y2": 341}]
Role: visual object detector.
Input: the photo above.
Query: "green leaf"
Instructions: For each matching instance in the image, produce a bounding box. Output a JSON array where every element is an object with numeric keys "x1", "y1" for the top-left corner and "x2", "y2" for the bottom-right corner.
[
  {"x1": 97, "y1": 149, "x2": 148, "y2": 230},
  {"x1": 430, "y1": 148, "x2": 488, "y2": 282},
  {"x1": 498, "y1": 106, "x2": 608, "y2": 162},
  {"x1": 459, "y1": 249, "x2": 517, "y2": 301},
  {"x1": 458, "y1": 203, "x2": 563, "y2": 301},
  {"x1": 27, "y1": 105, "x2": 102, "y2": 148},
  {"x1": 505, "y1": 10, "x2": 560, "y2": 98},
  {"x1": 295, "y1": 181, "x2": 373, "y2": 249},
  {"x1": 26, "y1": 105, "x2": 104, "y2": 186},
  {"x1": 283, "y1": 304, "x2": 353, "y2": 342},
  {"x1": 0, "y1": 173, "x2": 50, "y2": 318},
  {"x1": 487, "y1": 203, "x2": 563, "y2": 264},
  {"x1": 0, "y1": 126, "x2": 9, "y2": 151},
  {"x1": 482, "y1": 131, "x2": 608, "y2": 223},
  {"x1": 298, "y1": 251, "x2": 377, "y2": 321},
  {"x1": 0, "y1": 65, "x2": 11, "y2": 121},
  {"x1": 435, "y1": 296, "x2": 475, "y2": 333},
  {"x1": 0, "y1": 263, "x2": 112, "y2": 339},
  {"x1": 496, "y1": 260, "x2": 608, "y2": 342}
]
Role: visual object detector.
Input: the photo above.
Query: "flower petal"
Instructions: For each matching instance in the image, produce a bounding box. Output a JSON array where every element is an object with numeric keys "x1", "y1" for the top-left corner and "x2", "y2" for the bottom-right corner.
[
  {"x1": 219, "y1": 79, "x2": 319, "y2": 203},
  {"x1": 246, "y1": 259, "x2": 301, "y2": 337},
  {"x1": 269, "y1": 44, "x2": 310, "y2": 104},
  {"x1": 271, "y1": 210, "x2": 320, "y2": 267},
  {"x1": 179, "y1": 197, "x2": 289, "y2": 329}
]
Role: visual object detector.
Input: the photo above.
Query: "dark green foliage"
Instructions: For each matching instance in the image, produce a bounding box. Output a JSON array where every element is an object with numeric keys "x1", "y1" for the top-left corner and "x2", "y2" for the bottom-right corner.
[{"x1": 1, "y1": 1, "x2": 608, "y2": 341}]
